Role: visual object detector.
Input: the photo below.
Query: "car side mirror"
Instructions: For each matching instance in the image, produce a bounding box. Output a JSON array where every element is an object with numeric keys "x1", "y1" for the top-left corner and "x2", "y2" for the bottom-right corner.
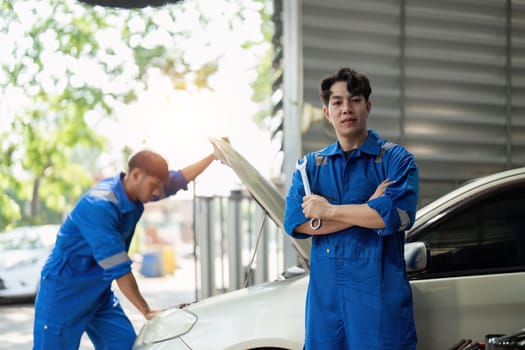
[{"x1": 404, "y1": 242, "x2": 429, "y2": 273}]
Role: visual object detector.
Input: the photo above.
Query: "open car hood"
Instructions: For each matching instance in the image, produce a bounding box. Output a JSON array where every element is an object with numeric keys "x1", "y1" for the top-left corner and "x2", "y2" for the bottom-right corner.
[{"x1": 209, "y1": 137, "x2": 311, "y2": 270}]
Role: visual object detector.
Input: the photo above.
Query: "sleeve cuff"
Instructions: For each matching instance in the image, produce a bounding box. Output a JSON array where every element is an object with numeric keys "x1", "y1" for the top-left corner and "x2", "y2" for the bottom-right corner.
[
  {"x1": 102, "y1": 259, "x2": 133, "y2": 281},
  {"x1": 166, "y1": 170, "x2": 188, "y2": 194},
  {"x1": 284, "y1": 202, "x2": 312, "y2": 239},
  {"x1": 367, "y1": 195, "x2": 401, "y2": 236}
]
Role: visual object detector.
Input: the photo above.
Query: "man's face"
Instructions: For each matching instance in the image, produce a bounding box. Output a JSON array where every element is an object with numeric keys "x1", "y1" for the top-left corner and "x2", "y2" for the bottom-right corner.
[
  {"x1": 323, "y1": 80, "x2": 371, "y2": 144},
  {"x1": 135, "y1": 171, "x2": 164, "y2": 203}
]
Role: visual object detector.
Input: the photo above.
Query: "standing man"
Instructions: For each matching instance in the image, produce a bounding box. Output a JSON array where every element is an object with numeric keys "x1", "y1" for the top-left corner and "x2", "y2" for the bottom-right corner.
[
  {"x1": 284, "y1": 67, "x2": 419, "y2": 349},
  {"x1": 33, "y1": 147, "x2": 220, "y2": 349}
]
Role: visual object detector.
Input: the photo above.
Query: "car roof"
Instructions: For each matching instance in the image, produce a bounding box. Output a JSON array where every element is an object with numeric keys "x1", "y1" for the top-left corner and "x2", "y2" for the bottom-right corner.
[{"x1": 409, "y1": 166, "x2": 525, "y2": 233}]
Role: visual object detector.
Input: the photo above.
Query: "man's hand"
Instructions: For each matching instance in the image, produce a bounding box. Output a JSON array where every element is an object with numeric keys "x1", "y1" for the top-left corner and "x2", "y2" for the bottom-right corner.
[
  {"x1": 302, "y1": 194, "x2": 331, "y2": 221},
  {"x1": 145, "y1": 309, "x2": 162, "y2": 320},
  {"x1": 369, "y1": 179, "x2": 394, "y2": 200},
  {"x1": 115, "y1": 272, "x2": 157, "y2": 322},
  {"x1": 213, "y1": 136, "x2": 230, "y2": 164}
]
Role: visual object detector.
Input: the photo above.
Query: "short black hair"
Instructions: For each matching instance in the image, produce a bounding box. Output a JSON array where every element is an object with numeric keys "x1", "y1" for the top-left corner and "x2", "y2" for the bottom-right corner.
[{"x1": 319, "y1": 67, "x2": 372, "y2": 105}]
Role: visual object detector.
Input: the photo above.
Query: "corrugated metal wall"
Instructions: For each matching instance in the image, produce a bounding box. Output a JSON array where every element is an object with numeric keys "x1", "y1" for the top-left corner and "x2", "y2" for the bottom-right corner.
[{"x1": 273, "y1": 0, "x2": 525, "y2": 205}]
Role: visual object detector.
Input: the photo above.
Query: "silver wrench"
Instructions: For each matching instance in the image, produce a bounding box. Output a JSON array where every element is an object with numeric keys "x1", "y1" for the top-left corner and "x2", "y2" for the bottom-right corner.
[{"x1": 296, "y1": 156, "x2": 322, "y2": 230}]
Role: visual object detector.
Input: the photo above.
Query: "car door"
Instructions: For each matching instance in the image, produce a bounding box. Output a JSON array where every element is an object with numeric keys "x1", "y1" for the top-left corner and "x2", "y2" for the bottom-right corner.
[{"x1": 407, "y1": 182, "x2": 525, "y2": 350}]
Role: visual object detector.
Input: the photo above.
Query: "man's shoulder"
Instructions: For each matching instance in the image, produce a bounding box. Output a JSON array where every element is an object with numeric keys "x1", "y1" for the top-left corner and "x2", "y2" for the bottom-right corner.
[
  {"x1": 73, "y1": 182, "x2": 118, "y2": 214},
  {"x1": 88, "y1": 188, "x2": 118, "y2": 205},
  {"x1": 377, "y1": 141, "x2": 418, "y2": 173},
  {"x1": 87, "y1": 175, "x2": 120, "y2": 203},
  {"x1": 381, "y1": 140, "x2": 413, "y2": 157}
]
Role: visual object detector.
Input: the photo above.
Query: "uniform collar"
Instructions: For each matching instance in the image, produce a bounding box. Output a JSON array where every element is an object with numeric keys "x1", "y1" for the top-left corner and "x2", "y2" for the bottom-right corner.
[
  {"x1": 114, "y1": 172, "x2": 140, "y2": 213},
  {"x1": 317, "y1": 130, "x2": 383, "y2": 158}
]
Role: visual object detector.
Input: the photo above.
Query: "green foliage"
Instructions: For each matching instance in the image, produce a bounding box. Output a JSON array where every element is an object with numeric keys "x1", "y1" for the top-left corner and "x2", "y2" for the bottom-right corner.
[
  {"x1": 0, "y1": 0, "x2": 212, "y2": 229},
  {"x1": 243, "y1": 0, "x2": 274, "y2": 126},
  {"x1": 0, "y1": 0, "x2": 273, "y2": 230},
  {"x1": 0, "y1": 187, "x2": 22, "y2": 230}
]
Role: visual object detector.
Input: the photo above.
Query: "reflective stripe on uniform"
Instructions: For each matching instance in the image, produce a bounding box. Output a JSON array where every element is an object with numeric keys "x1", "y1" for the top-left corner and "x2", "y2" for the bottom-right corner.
[
  {"x1": 99, "y1": 252, "x2": 130, "y2": 269},
  {"x1": 90, "y1": 190, "x2": 118, "y2": 204},
  {"x1": 314, "y1": 154, "x2": 328, "y2": 166},
  {"x1": 397, "y1": 207, "x2": 410, "y2": 231},
  {"x1": 374, "y1": 142, "x2": 395, "y2": 163}
]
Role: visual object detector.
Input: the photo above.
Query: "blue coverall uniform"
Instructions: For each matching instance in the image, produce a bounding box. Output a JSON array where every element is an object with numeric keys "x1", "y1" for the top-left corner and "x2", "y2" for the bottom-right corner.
[
  {"x1": 33, "y1": 170, "x2": 188, "y2": 350},
  {"x1": 284, "y1": 130, "x2": 419, "y2": 350}
]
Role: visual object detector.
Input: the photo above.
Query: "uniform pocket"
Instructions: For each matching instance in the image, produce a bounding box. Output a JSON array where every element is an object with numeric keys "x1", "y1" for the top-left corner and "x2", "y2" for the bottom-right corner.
[
  {"x1": 33, "y1": 319, "x2": 83, "y2": 350},
  {"x1": 68, "y1": 255, "x2": 97, "y2": 272},
  {"x1": 349, "y1": 178, "x2": 376, "y2": 203},
  {"x1": 60, "y1": 255, "x2": 102, "y2": 280},
  {"x1": 33, "y1": 319, "x2": 62, "y2": 350}
]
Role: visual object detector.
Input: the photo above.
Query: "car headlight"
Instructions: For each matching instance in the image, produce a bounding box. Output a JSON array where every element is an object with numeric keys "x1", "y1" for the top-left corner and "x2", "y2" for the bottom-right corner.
[{"x1": 135, "y1": 307, "x2": 198, "y2": 345}]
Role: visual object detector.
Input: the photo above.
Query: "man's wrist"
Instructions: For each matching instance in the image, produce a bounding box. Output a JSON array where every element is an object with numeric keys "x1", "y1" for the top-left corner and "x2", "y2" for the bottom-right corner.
[
  {"x1": 325, "y1": 204, "x2": 337, "y2": 221},
  {"x1": 141, "y1": 305, "x2": 151, "y2": 316}
]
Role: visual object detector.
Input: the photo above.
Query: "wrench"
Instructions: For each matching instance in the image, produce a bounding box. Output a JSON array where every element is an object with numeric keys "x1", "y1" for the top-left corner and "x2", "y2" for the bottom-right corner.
[{"x1": 296, "y1": 156, "x2": 322, "y2": 230}]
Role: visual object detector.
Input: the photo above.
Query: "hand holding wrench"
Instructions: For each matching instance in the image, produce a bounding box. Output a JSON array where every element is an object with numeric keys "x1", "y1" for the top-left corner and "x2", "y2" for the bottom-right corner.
[{"x1": 296, "y1": 156, "x2": 322, "y2": 230}]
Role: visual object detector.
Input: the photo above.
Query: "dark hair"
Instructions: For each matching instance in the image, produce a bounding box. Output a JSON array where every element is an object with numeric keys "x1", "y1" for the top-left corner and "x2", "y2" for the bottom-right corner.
[
  {"x1": 128, "y1": 150, "x2": 169, "y2": 184},
  {"x1": 319, "y1": 67, "x2": 372, "y2": 105}
]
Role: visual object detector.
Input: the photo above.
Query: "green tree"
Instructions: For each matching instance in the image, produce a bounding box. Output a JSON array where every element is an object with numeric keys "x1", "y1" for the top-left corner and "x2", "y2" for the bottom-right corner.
[
  {"x1": 0, "y1": 0, "x2": 273, "y2": 230},
  {"x1": 1, "y1": 0, "x2": 274, "y2": 230},
  {"x1": 0, "y1": 0, "x2": 226, "y2": 229},
  {"x1": 246, "y1": 0, "x2": 274, "y2": 126}
]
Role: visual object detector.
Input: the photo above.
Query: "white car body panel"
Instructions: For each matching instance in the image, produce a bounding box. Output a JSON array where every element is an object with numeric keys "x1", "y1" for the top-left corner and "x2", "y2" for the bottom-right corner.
[
  {"x1": 134, "y1": 275, "x2": 308, "y2": 350},
  {"x1": 412, "y1": 272, "x2": 525, "y2": 349},
  {"x1": 0, "y1": 249, "x2": 50, "y2": 297},
  {"x1": 0, "y1": 225, "x2": 59, "y2": 299}
]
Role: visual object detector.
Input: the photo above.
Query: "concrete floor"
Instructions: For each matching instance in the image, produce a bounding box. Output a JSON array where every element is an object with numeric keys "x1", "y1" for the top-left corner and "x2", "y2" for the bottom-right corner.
[{"x1": 0, "y1": 254, "x2": 198, "y2": 350}]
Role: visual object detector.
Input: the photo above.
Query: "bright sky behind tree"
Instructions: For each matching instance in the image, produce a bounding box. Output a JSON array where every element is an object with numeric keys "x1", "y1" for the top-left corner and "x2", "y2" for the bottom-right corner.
[{"x1": 1, "y1": 0, "x2": 276, "y2": 197}]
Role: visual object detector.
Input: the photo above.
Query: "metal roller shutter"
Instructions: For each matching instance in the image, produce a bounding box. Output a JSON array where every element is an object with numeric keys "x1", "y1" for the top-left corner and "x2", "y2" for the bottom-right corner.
[{"x1": 275, "y1": 0, "x2": 525, "y2": 205}]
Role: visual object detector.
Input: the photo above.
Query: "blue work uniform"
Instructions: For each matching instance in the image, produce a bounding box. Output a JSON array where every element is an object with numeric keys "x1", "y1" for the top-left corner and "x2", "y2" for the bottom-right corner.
[
  {"x1": 284, "y1": 130, "x2": 419, "y2": 350},
  {"x1": 33, "y1": 170, "x2": 188, "y2": 350}
]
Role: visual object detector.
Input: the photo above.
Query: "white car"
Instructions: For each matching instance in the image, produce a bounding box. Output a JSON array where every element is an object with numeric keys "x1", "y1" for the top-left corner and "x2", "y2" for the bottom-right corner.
[
  {"x1": 0, "y1": 224, "x2": 59, "y2": 299},
  {"x1": 133, "y1": 138, "x2": 525, "y2": 350}
]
